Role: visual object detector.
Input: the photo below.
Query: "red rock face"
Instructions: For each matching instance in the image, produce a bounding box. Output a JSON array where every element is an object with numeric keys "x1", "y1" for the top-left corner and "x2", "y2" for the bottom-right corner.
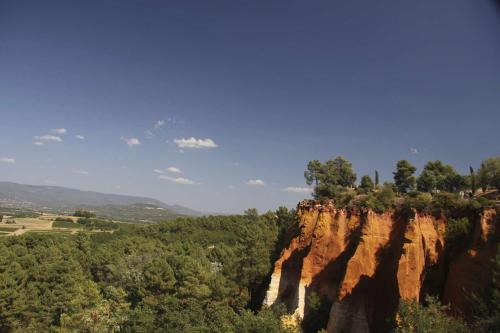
[
  {"x1": 397, "y1": 214, "x2": 446, "y2": 301},
  {"x1": 265, "y1": 200, "x2": 498, "y2": 333}
]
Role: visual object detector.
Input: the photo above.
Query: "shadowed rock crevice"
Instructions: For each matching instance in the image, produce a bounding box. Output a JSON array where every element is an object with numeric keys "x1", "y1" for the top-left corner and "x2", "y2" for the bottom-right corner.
[
  {"x1": 277, "y1": 245, "x2": 311, "y2": 312},
  {"x1": 328, "y1": 213, "x2": 408, "y2": 333},
  {"x1": 302, "y1": 212, "x2": 367, "y2": 329}
]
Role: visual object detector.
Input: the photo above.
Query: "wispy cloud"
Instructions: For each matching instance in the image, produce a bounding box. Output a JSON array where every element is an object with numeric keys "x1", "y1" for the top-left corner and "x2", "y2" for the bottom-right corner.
[
  {"x1": 246, "y1": 179, "x2": 265, "y2": 186},
  {"x1": 145, "y1": 130, "x2": 154, "y2": 138},
  {"x1": 159, "y1": 175, "x2": 197, "y2": 185},
  {"x1": 410, "y1": 147, "x2": 419, "y2": 154},
  {"x1": 34, "y1": 135, "x2": 63, "y2": 142},
  {"x1": 33, "y1": 141, "x2": 45, "y2": 146},
  {"x1": 283, "y1": 187, "x2": 312, "y2": 193},
  {"x1": 174, "y1": 137, "x2": 218, "y2": 149},
  {"x1": 72, "y1": 169, "x2": 89, "y2": 175},
  {"x1": 0, "y1": 157, "x2": 16, "y2": 164},
  {"x1": 154, "y1": 120, "x2": 165, "y2": 129},
  {"x1": 122, "y1": 137, "x2": 140, "y2": 147},
  {"x1": 51, "y1": 128, "x2": 67, "y2": 135},
  {"x1": 75, "y1": 135, "x2": 85, "y2": 140},
  {"x1": 153, "y1": 169, "x2": 164, "y2": 174},
  {"x1": 166, "y1": 167, "x2": 182, "y2": 173}
]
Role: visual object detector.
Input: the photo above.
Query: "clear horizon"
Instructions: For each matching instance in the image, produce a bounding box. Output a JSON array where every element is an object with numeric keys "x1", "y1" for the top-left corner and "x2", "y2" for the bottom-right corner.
[{"x1": 1, "y1": 0, "x2": 499, "y2": 213}]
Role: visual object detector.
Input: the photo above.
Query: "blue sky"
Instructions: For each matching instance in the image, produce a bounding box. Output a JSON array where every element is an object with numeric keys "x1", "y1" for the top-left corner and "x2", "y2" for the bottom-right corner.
[{"x1": 0, "y1": 0, "x2": 499, "y2": 213}]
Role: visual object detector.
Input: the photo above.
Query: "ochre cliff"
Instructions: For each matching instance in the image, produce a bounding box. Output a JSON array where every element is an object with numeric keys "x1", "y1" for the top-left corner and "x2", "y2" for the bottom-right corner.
[{"x1": 265, "y1": 200, "x2": 498, "y2": 333}]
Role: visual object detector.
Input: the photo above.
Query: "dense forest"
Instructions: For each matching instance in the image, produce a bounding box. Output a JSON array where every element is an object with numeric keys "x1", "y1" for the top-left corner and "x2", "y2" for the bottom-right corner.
[{"x1": 0, "y1": 209, "x2": 297, "y2": 332}]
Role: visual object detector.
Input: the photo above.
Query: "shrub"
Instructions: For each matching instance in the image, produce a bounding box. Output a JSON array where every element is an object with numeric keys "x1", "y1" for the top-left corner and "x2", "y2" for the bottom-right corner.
[
  {"x1": 405, "y1": 192, "x2": 433, "y2": 214},
  {"x1": 74, "y1": 209, "x2": 96, "y2": 218},
  {"x1": 302, "y1": 292, "x2": 332, "y2": 333},
  {"x1": 394, "y1": 296, "x2": 469, "y2": 333},
  {"x1": 445, "y1": 217, "x2": 471, "y2": 255},
  {"x1": 54, "y1": 217, "x2": 74, "y2": 222},
  {"x1": 77, "y1": 217, "x2": 92, "y2": 226}
]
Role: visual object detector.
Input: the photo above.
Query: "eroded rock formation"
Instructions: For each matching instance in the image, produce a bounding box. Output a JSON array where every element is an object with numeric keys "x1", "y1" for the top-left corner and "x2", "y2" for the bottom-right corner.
[{"x1": 265, "y1": 200, "x2": 498, "y2": 333}]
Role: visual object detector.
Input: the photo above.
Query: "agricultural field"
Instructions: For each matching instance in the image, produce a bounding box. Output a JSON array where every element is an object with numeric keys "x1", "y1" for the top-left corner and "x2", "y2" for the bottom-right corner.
[{"x1": 0, "y1": 213, "x2": 88, "y2": 236}]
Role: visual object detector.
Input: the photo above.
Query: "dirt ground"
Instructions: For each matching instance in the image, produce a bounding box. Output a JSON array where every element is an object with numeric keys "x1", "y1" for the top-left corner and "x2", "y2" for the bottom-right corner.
[{"x1": 0, "y1": 213, "x2": 81, "y2": 236}]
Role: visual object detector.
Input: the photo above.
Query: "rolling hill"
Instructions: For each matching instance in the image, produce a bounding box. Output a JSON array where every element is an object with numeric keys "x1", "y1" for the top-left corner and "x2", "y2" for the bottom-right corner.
[{"x1": 0, "y1": 181, "x2": 201, "y2": 217}]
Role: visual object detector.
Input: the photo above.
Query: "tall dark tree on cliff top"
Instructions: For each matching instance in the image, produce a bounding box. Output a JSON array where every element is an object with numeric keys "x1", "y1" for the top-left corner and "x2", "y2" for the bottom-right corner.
[
  {"x1": 375, "y1": 170, "x2": 379, "y2": 187},
  {"x1": 393, "y1": 160, "x2": 416, "y2": 193},
  {"x1": 469, "y1": 166, "x2": 477, "y2": 195}
]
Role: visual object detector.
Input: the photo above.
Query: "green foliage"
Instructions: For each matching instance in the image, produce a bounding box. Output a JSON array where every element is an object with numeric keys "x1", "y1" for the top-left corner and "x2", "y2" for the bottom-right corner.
[
  {"x1": 405, "y1": 192, "x2": 433, "y2": 214},
  {"x1": 53, "y1": 220, "x2": 83, "y2": 228},
  {"x1": 78, "y1": 203, "x2": 181, "y2": 223},
  {"x1": 305, "y1": 160, "x2": 323, "y2": 186},
  {"x1": 394, "y1": 160, "x2": 417, "y2": 193},
  {"x1": 74, "y1": 209, "x2": 96, "y2": 218},
  {"x1": 77, "y1": 217, "x2": 118, "y2": 230},
  {"x1": 394, "y1": 296, "x2": 469, "y2": 333},
  {"x1": 302, "y1": 292, "x2": 332, "y2": 333},
  {"x1": 359, "y1": 175, "x2": 375, "y2": 193},
  {"x1": 0, "y1": 211, "x2": 292, "y2": 332},
  {"x1": 54, "y1": 217, "x2": 74, "y2": 222},
  {"x1": 445, "y1": 217, "x2": 471, "y2": 255},
  {"x1": 477, "y1": 157, "x2": 500, "y2": 191},
  {"x1": 358, "y1": 182, "x2": 396, "y2": 213},
  {"x1": 470, "y1": 166, "x2": 477, "y2": 195},
  {"x1": 244, "y1": 208, "x2": 259, "y2": 220},
  {"x1": 417, "y1": 161, "x2": 465, "y2": 193},
  {"x1": 305, "y1": 156, "x2": 357, "y2": 200}
]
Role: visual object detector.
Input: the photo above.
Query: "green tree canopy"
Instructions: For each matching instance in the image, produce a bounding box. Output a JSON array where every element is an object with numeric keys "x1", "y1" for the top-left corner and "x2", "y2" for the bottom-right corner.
[
  {"x1": 477, "y1": 157, "x2": 500, "y2": 191},
  {"x1": 417, "y1": 160, "x2": 465, "y2": 193},
  {"x1": 304, "y1": 160, "x2": 323, "y2": 186},
  {"x1": 393, "y1": 160, "x2": 417, "y2": 194},
  {"x1": 359, "y1": 175, "x2": 375, "y2": 193},
  {"x1": 305, "y1": 156, "x2": 357, "y2": 199}
]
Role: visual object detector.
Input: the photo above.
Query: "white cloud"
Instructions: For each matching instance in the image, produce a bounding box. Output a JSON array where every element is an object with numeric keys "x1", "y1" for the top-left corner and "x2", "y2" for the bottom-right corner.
[
  {"x1": 154, "y1": 120, "x2": 165, "y2": 129},
  {"x1": 51, "y1": 128, "x2": 67, "y2": 134},
  {"x1": 145, "y1": 130, "x2": 154, "y2": 138},
  {"x1": 410, "y1": 147, "x2": 419, "y2": 154},
  {"x1": 34, "y1": 135, "x2": 63, "y2": 142},
  {"x1": 75, "y1": 135, "x2": 85, "y2": 140},
  {"x1": 246, "y1": 179, "x2": 265, "y2": 186},
  {"x1": 166, "y1": 167, "x2": 182, "y2": 174},
  {"x1": 0, "y1": 157, "x2": 16, "y2": 164},
  {"x1": 122, "y1": 137, "x2": 140, "y2": 147},
  {"x1": 283, "y1": 187, "x2": 312, "y2": 193},
  {"x1": 153, "y1": 169, "x2": 164, "y2": 174},
  {"x1": 174, "y1": 137, "x2": 218, "y2": 149},
  {"x1": 159, "y1": 175, "x2": 197, "y2": 185},
  {"x1": 72, "y1": 169, "x2": 89, "y2": 175},
  {"x1": 33, "y1": 141, "x2": 45, "y2": 146}
]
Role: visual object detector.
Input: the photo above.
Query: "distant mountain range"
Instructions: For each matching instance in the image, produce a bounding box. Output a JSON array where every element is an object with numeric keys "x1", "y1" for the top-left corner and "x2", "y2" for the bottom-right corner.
[{"x1": 0, "y1": 181, "x2": 202, "y2": 217}]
